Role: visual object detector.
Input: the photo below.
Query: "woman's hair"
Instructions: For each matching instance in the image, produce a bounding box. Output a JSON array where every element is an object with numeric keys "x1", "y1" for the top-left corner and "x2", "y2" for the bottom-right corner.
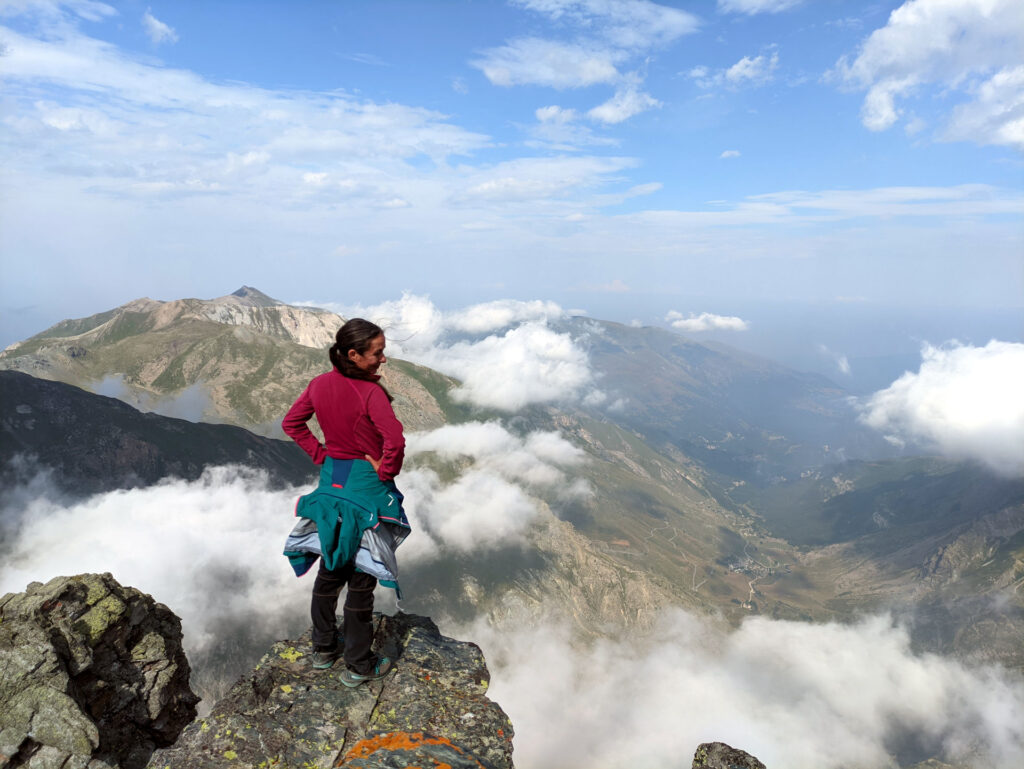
[{"x1": 329, "y1": 318, "x2": 393, "y2": 400}]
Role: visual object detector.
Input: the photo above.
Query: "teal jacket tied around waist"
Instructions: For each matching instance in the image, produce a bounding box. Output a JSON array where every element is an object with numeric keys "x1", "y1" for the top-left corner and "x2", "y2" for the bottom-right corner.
[{"x1": 283, "y1": 457, "x2": 410, "y2": 597}]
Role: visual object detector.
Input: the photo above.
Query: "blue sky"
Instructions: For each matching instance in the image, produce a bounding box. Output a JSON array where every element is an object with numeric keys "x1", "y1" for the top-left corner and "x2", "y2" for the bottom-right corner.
[{"x1": 1, "y1": 0, "x2": 1022, "y2": 381}]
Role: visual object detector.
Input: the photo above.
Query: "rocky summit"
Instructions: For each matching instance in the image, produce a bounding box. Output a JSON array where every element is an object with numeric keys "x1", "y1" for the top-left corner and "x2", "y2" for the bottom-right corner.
[
  {"x1": 147, "y1": 612, "x2": 515, "y2": 769},
  {"x1": 0, "y1": 573, "x2": 198, "y2": 769},
  {"x1": 0, "y1": 573, "x2": 771, "y2": 769}
]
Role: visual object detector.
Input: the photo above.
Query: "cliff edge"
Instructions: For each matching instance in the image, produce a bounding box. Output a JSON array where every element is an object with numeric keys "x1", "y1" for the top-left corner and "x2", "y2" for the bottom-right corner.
[{"x1": 146, "y1": 611, "x2": 514, "y2": 769}]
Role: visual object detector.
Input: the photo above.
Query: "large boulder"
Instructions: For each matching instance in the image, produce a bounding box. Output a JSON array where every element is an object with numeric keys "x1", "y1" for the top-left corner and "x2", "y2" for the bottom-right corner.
[
  {"x1": 692, "y1": 741, "x2": 767, "y2": 769},
  {"x1": 147, "y1": 612, "x2": 514, "y2": 769},
  {"x1": 0, "y1": 573, "x2": 198, "y2": 769}
]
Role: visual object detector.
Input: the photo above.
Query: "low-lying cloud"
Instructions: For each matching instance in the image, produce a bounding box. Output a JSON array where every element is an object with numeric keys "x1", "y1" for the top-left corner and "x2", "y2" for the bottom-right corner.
[
  {"x1": 3, "y1": 456, "x2": 1023, "y2": 767},
  {"x1": 0, "y1": 465, "x2": 309, "y2": 700},
  {"x1": 304, "y1": 293, "x2": 603, "y2": 411},
  {"x1": 666, "y1": 310, "x2": 750, "y2": 332},
  {"x1": 401, "y1": 421, "x2": 590, "y2": 563},
  {"x1": 861, "y1": 340, "x2": 1024, "y2": 476},
  {"x1": 455, "y1": 609, "x2": 1024, "y2": 769}
]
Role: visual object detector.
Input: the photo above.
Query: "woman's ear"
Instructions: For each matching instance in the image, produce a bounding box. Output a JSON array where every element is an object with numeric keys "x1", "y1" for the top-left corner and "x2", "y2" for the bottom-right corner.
[{"x1": 347, "y1": 349, "x2": 359, "y2": 362}]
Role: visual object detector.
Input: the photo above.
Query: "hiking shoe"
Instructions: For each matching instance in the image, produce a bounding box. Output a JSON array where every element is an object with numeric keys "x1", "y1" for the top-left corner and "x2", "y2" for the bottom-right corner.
[
  {"x1": 339, "y1": 656, "x2": 393, "y2": 688},
  {"x1": 311, "y1": 648, "x2": 341, "y2": 670}
]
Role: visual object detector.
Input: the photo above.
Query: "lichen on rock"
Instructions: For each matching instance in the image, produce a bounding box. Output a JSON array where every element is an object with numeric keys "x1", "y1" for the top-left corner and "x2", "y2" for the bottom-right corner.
[
  {"x1": 0, "y1": 573, "x2": 199, "y2": 769},
  {"x1": 146, "y1": 612, "x2": 514, "y2": 769}
]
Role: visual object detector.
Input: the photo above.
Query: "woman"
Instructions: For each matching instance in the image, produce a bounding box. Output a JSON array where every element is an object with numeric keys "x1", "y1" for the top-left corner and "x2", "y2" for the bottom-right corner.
[{"x1": 282, "y1": 318, "x2": 406, "y2": 687}]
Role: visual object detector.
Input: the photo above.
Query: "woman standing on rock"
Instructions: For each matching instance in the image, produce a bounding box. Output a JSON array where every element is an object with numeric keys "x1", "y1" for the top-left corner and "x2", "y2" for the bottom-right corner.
[{"x1": 282, "y1": 318, "x2": 408, "y2": 687}]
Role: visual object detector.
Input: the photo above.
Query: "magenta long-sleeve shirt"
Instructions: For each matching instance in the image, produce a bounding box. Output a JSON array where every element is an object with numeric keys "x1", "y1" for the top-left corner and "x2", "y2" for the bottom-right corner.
[{"x1": 282, "y1": 370, "x2": 405, "y2": 481}]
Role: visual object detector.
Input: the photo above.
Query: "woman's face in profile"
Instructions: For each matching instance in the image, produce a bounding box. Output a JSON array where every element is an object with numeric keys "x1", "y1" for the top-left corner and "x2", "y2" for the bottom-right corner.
[{"x1": 348, "y1": 334, "x2": 386, "y2": 375}]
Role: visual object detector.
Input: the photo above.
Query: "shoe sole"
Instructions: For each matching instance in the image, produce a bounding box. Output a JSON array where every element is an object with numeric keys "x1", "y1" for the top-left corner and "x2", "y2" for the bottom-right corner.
[{"x1": 339, "y1": 659, "x2": 392, "y2": 688}]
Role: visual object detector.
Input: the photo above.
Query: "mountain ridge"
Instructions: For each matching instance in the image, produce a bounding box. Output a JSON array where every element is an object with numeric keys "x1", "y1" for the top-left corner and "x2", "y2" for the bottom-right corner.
[{"x1": 3, "y1": 288, "x2": 1023, "y2": 696}]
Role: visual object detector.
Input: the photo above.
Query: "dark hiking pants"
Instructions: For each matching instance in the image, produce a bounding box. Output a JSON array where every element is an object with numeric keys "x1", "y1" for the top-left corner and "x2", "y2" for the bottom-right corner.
[{"x1": 311, "y1": 558, "x2": 378, "y2": 674}]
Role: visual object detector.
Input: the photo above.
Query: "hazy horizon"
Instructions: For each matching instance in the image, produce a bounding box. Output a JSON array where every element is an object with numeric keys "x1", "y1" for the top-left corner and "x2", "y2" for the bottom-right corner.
[{"x1": 1, "y1": 0, "x2": 1021, "y2": 370}]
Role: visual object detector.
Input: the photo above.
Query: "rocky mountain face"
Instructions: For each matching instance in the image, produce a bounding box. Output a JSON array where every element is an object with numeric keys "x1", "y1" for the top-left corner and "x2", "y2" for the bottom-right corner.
[
  {"x1": 0, "y1": 573, "x2": 198, "y2": 768},
  {"x1": 1, "y1": 573, "x2": 767, "y2": 769},
  {"x1": 0, "y1": 371, "x2": 313, "y2": 495}
]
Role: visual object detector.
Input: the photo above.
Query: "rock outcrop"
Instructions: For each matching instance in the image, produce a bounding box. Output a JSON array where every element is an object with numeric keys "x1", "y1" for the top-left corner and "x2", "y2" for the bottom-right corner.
[
  {"x1": 147, "y1": 612, "x2": 514, "y2": 769},
  {"x1": 692, "y1": 741, "x2": 767, "y2": 769},
  {"x1": 0, "y1": 574, "x2": 198, "y2": 769}
]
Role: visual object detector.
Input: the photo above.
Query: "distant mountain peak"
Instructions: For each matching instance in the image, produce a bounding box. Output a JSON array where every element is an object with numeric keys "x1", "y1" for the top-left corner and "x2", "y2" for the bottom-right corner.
[{"x1": 223, "y1": 286, "x2": 281, "y2": 307}]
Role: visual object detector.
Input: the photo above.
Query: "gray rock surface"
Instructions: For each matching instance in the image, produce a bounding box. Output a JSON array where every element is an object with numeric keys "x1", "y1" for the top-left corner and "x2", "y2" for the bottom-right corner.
[
  {"x1": 147, "y1": 612, "x2": 514, "y2": 769},
  {"x1": 0, "y1": 573, "x2": 198, "y2": 769},
  {"x1": 692, "y1": 741, "x2": 767, "y2": 769}
]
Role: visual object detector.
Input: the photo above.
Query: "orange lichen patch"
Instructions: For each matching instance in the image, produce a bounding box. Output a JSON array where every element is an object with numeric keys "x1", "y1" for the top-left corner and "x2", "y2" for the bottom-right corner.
[
  {"x1": 342, "y1": 732, "x2": 452, "y2": 759},
  {"x1": 610, "y1": 539, "x2": 631, "y2": 547},
  {"x1": 336, "y1": 732, "x2": 484, "y2": 769}
]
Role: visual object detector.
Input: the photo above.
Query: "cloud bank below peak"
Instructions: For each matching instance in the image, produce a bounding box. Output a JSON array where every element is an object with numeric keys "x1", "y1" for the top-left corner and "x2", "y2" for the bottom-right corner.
[
  {"x1": 304, "y1": 293, "x2": 602, "y2": 412},
  {"x1": 861, "y1": 340, "x2": 1024, "y2": 476},
  {"x1": 462, "y1": 608, "x2": 1024, "y2": 769}
]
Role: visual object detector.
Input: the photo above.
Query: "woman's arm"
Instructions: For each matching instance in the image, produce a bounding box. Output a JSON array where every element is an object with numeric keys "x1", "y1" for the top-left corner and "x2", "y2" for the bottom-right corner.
[
  {"x1": 366, "y1": 386, "x2": 405, "y2": 480},
  {"x1": 282, "y1": 384, "x2": 327, "y2": 464}
]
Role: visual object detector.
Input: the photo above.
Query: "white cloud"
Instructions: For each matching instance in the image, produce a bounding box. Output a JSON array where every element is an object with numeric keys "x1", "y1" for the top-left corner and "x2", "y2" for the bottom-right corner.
[
  {"x1": 0, "y1": 467, "x2": 310, "y2": 671},
  {"x1": 666, "y1": 310, "x2": 750, "y2": 332},
  {"x1": 0, "y1": 0, "x2": 116, "y2": 22},
  {"x1": 446, "y1": 299, "x2": 565, "y2": 334},
  {"x1": 691, "y1": 50, "x2": 780, "y2": 90},
  {"x1": 727, "y1": 51, "x2": 779, "y2": 84},
  {"x1": 474, "y1": 0, "x2": 697, "y2": 128},
  {"x1": 439, "y1": 323, "x2": 597, "y2": 410},
  {"x1": 717, "y1": 0, "x2": 804, "y2": 14},
  {"x1": 536, "y1": 105, "x2": 578, "y2": 124},
  {"x1": 461, "y1": 609, "x2": 1024, "y2": 769},
  {"x1": 409, "y1": 421, "x2": 585, "y2": 487},
  {"x1": 833, "y1": 0, "x2": 1024, "y2": 149},
  {"x1": 0, "y1": 20, "x2": 492, "y2": 207},
  {"x1": 312, "y1": 294, "x2": 600, "y2": 412},
  {"x1": 472, "y1": 38, "x2": 621, "y2": 89},
  {"x1": 398, "y1": 421, "x2": 587, "y2": 559},
  {"x1": 141, "y1": 8, "x2": 177, "y2": 45},
  {"x1": 587, "y1": 86, "x2": 661, "y2": 124},
  {"x1": 530, "y1": 105, "x2": 618, "y2": 149},
  {"x1": 945, "y1": 64, "x2": 1024, "y2": 148},
  {"x1": 3, "y1": 461, "x2": 1022, "y2": 767},
  {"x1": 403, "y1": 468, "x2": 541, "y2": 555},
  {"x1": 720, "y1": 149, "x2": 741, "y2": 158},
  {"x1": 861, "y1": 340, "x2": 1024, "y2": 476}
]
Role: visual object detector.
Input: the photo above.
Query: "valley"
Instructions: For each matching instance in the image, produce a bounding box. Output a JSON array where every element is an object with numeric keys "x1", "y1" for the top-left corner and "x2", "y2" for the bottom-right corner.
[{"x1": 2, "y1": 288, "x2": 1022, "y2": 752}]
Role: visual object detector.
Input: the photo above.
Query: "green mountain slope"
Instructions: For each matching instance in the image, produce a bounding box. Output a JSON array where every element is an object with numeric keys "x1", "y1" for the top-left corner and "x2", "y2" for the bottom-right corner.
[{"x1": 0, "y1": 288, "x2": 456, "y2": 435}]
